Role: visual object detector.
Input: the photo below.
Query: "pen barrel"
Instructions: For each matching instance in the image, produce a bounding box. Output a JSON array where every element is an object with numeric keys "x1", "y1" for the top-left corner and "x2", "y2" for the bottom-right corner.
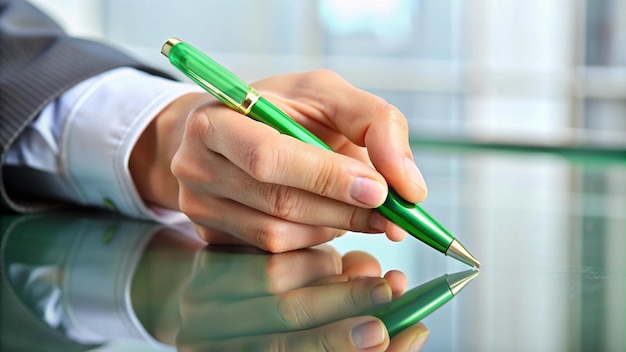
[
  {"x1": 377, "y1": 189, "x2": 454, "y2": 253},
  {"x1": 370, "y1": 275, "x2": 454, "y2": 338},
  {"x1": 167, "y1": 41, "x2": 250, "y2": 111},
  {"x1": 249, "y1": 98, "x2": 332, "y2": 150}
]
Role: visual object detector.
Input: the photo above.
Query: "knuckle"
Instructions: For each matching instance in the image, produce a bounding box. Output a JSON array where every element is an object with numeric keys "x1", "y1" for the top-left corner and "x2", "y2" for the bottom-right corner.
[
  {"x1": 382, "y1": 103, "x2": 409, "y2": 129},
  {"x1": 310, "y1": 158, "x2": 340, "y2": 197},
  {"x1": 266, "y1": 338, "x2": 290, "y2": 352},
  {"x1": 372, "y1": 95, "x2": 391, "y2": 114},
  {"x1": 300, "y1": 69, "x2": 337, "y2": 84},
  {"x1": 265, "y1": 255, "x2": 299, "y2": 294},
  {"x1": 194, "y1": 230, "x2": 210, "y2": 243},
  {"x1": 293, "y1": 70, "x2": 346, "y2": 96},
  {"x1": 170, "y1": 152, "x2": 184, "y2": 179},
  {"x1": 178, "y1": 298, "x2": 192, "y2": 320},
  {"x1": 176, "y1": 191, "x2": 195, "y2": 216},
  {"x1": 276, "y1": 292, "x2": 314, "y2": 330},
  {"x1": 188, "y1": 106, "x2": 217, "y2": 140},
  {"x1": 177, "y1": 192, "x2": 218, "y2": 225},
  {"x1": 244, "y1": 142, "x2": 278, "y2": 182},
  {"x1": 347, "y1": 207, "x2": 367, "y2": 230},
  {"x1": 318, "y1": 333, "x2": 339, "y2": 352},
  {"x1": 331, "y1": 228, "x2": 348, "y2": 239},
  {"x1": 191, "y1": 224, "x2": 213, "y2": 243},
  {"x1": 170, "y1": 145, "x2": 210, "y2": 184},
  {"x1": 266, "y1": 184, "x2": 300, "y2": 219},
  {"x1": 178, "y1": 198, "x2": 204, "y2": 222},
  {"x1": 345, "y1": 282, "x2": 364, "y2": 310},
  {"x1": 251, "y1": 224, "x2": 290, "y2": 253},
  {"x1": 170, "y1": 149, "x2": 193, "y2": 180}
]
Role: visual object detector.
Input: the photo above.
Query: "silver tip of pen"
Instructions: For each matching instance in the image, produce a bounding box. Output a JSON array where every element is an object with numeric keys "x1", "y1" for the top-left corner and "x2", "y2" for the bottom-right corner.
[
  {"x1": 446, "y1": 239, "x2": 481, "y2": 269},
  {"x1": 445, "y1": 270, "x2": 480, "y2": 295},
  {"x1": 161, "y1": 37, "x2": 182, "y2": 58}
]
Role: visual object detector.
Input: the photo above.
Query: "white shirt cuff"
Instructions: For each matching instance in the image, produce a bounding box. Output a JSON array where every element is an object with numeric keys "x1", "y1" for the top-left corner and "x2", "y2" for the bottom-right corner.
[{"x1": 62, "y1": 68, "x2": 202, "y2": 222}]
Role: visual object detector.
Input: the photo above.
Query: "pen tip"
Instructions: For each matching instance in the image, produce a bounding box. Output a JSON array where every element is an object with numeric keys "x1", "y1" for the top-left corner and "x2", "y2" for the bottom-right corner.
[
  {"x1": 446, "y1": 269, "x2": 480, "y2": 295},
  {"x1": 446, "y1": 239, "x2": 481, "y2": 269}
]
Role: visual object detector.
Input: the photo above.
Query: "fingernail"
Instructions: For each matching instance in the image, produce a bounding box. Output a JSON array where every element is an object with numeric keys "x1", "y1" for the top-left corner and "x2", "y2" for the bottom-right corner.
[
  {"x1": 351, "y1": 320, "x2": 385, "y2": 349},
  {"x1": 350, "y1": 177, "x2": 387, "y2": 207},
  {"x1": 404, "y1": 158, "x2": 427, "y2": 195},
  {"x1": 370, "y1": 282, "x2": 392, "y2": 305},
  {"x1": 410, "y1": 330, "x2": 430, "y2": 352}
]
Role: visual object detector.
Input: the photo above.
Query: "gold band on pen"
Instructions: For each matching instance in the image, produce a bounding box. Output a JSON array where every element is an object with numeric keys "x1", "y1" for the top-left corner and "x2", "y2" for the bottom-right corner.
[
  {"x1": 161, "y1": 37, "x2": 181, "y2": 57},
  {"x1": 240, "y1": 89, "x2": 260, "y2": 115}
]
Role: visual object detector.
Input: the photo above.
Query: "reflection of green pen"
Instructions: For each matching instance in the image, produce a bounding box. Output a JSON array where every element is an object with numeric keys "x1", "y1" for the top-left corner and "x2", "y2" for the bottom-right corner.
[
  {"x1": 371, "y1": 270, "x2": 479, "y2": 337},
  {"x1": 161, "y1": 38, "x2": 480, "y2": 268}
]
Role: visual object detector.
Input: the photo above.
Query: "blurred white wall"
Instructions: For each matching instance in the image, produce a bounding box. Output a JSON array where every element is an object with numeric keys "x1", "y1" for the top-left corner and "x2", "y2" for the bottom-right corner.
[
  {"x1": 28, "y1": 0, "x2": 626, "y2": 145},
  {"x1": 27, "y1": 0, "x2": 105, "y2": 38}
]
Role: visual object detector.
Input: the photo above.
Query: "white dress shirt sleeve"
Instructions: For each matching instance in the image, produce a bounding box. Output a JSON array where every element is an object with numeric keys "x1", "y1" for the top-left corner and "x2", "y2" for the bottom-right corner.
[{"x1": 5, "y1": 67, "x2": 203, "y2": 223}]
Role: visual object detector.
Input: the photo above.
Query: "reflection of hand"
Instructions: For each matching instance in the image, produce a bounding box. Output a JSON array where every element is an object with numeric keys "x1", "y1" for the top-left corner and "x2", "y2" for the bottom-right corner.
[
  {"x1": 176, "y1": 245, "x2": 429, "y2": 351},
  {"x1": 130, "y1": 70, "x2": 428, "y2": 252}
]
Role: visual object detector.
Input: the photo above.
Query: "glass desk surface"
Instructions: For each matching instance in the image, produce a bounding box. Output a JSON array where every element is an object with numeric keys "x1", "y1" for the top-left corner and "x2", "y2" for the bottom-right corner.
[{"x1": 1, "y1": 146, "x2": 624, "y2": 352}]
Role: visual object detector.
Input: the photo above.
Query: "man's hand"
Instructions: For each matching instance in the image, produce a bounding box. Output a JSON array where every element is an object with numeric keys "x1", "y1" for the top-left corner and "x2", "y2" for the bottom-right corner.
[{"x1": 130, "y1": 70, "x2": 428, "y2": 252}]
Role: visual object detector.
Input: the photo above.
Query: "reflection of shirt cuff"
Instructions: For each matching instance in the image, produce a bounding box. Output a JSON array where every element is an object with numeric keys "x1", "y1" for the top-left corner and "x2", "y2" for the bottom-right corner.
[
  {"x1": 62, "y1": 68, "x2": 202, "y2": 223},
  {"x1": 5, "y1": 215, "x2": 198, "y2": 350},
  {"x1": 8, "y1": 263, "x2": 63, "y2": 328},
  {"x1": 62, "y1": 219, "x2": 170, "y2": 349}
]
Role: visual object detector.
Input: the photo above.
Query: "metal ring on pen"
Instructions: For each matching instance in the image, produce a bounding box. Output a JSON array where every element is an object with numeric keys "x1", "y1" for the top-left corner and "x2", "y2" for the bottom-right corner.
[{"x1": 240, "y1": 89, "x2": 261, "y2": 116}]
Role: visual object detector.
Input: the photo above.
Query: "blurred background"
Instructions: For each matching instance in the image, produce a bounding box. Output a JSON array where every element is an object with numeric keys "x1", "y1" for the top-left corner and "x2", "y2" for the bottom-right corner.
[{"x1": 30, "y1": 0, "x2": 626, "y2": 149}]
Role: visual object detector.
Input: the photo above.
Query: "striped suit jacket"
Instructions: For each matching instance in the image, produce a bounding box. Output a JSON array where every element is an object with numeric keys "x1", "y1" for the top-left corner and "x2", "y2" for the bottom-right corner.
[{"x1": 0, "y1": 0, "x2": 167, "y2": 214}]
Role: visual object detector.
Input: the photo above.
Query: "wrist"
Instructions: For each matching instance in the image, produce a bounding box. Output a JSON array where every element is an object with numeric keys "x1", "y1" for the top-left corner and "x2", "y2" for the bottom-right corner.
[{"x1": 130, "y1": 92, "x2": 210, "y2": 210}]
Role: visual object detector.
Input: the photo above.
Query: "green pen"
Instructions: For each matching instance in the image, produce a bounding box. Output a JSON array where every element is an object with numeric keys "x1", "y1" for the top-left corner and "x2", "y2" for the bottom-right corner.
[
  {"x1": 370, "y1": 269, "x2": 479, "y2": 337},
  {"x1": 161, "y1": 38, "x2": 480, "y2": 268}
]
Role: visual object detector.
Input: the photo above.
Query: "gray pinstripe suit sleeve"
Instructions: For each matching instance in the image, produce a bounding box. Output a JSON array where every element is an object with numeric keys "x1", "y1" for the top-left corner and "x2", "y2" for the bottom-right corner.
[{"x1": 0, "y1": 0, "x2": 170, "y2": 213}]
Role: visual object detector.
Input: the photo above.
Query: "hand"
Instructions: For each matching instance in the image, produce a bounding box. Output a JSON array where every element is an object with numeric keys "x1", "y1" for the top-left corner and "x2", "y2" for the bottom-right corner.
[
  {"x1": 175, "y1": 245, "x2": 429, "y2": 351},
  {"x1": 130, "y1": 70, "x2": 428, "y2": 252}
]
